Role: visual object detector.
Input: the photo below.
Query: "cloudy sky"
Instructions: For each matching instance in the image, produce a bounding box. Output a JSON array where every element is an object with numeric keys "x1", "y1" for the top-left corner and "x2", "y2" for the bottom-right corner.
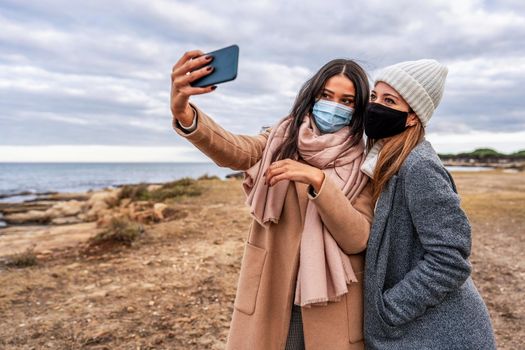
[{"x1": 1, "y1": 0, "x2": 524, "y2": 162}]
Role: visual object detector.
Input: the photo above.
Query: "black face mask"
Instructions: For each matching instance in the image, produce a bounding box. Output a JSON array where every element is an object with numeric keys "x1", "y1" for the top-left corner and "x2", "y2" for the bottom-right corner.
[{"x1": 364, "y1": 103, "x2": 409, "y2": 139}]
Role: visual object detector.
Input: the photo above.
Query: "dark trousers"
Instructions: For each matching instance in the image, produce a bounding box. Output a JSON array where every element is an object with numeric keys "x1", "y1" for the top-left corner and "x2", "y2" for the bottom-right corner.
[{"x1": 285, "y1": 304, "x2": 305, "y2": 350}]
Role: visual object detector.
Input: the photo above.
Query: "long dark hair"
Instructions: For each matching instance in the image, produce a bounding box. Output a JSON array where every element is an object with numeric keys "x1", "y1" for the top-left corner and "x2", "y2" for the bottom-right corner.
[{"x1": 271, "y1": 59, "x2": 370, "y2": 163}]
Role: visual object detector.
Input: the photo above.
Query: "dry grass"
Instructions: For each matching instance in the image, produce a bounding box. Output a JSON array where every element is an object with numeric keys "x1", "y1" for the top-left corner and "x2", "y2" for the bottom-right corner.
[
  {"x1": 0, "y1": 174, "x2": 523, "y2": 349},
  {"x1": 198, "y1": 174, "x2": 221, "y2": 181},
  {"x1": 4, "y1": 248, "x2": 38, "y2": 268},
  {"x1": 118, "y1": 178, "x2": 203, "y2": 203},
  {"x1": 89, "y1": 217, "x2": 144, "y2": 246}
]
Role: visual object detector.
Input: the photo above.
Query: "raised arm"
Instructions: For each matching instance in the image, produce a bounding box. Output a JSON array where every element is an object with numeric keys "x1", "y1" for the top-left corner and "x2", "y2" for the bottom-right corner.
[{"x1": 173, "y1": 104, "x2": 270, "y2": 170}]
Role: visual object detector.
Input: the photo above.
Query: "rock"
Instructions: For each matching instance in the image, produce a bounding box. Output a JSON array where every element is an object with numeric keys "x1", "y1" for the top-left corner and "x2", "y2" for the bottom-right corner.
[
  {"x1": 96, "y1": 211, "x2": 126, "y2": 228},
  {"x1": 147, "y1": 184, "x2": 162, "y2": 192},
  {"x1": 38, "y1": 192, "x2": 90, "y2": 201},
  {"x1": 86, "y1": 202, "x2": 109, "y2": 221},
  {"x1": 87, "y1": 290, "x2": 107, "y2": 298},
  {"x1": 153, "y1": 203, "x2": 178, "y2": 220},
  {"x1": 51, "y1": 216, "x2": 83, "y2": 225},
  {"x1": 134, "y1": 211, "x2": 158, "y2": 224},
  {"x1": 128, "y1": 201, "x2": 158, "y2": 224},
  {"x1": 96, "y1": 214, "x2": 114, "y2": 228},
  {"x1": 85, "y1": 190, "x2": 120, "y2": 221},
  {"x1": 4, "y1": 210, "x2": 49, "y2": 224},
  {"x1": 67, "y1": 263, "x2": 81, "y2": 269},
  {"x1": 119, "y1": 198, "x2": 132, "y2": 208},
  {"x1": 46, "y1": 200, "x2": 84, "y2": 219},
  {"x1": 0, "y1": 201, "x2": 54, "y2": 214},
  {"x1": 153, "y1": 203, "x2": 168, "y2": 220},
  {"x1": 89, "y1": 190, "x2": 119, "y2": 208},
  {"x1": 141, "y1": 283, "x2": 156, "y2": 291}
]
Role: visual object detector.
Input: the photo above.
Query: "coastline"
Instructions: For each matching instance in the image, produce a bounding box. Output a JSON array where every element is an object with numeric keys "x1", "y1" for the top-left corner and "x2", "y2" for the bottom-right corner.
[
  {"x1": 0, "y1": 162, "x2": 233, "y2": 203},
  {"x1": 0, "y1": 164, "x2": 521, "y2": 229}
]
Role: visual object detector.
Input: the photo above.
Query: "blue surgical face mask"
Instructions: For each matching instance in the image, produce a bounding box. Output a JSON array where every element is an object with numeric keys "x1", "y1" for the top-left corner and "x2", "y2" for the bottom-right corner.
[{"x1": 312, "y1": 99, "x2": 354, "y2": 133}]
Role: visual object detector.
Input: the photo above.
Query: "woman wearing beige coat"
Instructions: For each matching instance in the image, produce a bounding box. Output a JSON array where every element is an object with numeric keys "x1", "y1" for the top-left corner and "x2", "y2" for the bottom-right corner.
[{"x1": 170, "y1": 50, "x2": 374, "y2": 349}]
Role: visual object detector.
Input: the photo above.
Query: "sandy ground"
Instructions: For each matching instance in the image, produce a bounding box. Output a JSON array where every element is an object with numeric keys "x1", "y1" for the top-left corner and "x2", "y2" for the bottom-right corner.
[{"x1": 0, "y1": 171, "x2": 523, "y2": 349}]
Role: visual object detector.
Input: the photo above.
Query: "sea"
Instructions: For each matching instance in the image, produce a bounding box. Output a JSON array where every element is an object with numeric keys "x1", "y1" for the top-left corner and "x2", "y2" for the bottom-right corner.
[
  {"x1": 0, "y1": 162, "x2": 494, "y2": 204},
  {"x1": 0, "y1": 162, "x2": 234, "y2": 203}
]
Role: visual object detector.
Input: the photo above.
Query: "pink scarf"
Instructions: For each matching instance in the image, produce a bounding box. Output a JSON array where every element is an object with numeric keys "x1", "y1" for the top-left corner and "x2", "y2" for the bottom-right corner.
[{"x1": 243, "y1": 114, "x2": 368, "y2": 307}]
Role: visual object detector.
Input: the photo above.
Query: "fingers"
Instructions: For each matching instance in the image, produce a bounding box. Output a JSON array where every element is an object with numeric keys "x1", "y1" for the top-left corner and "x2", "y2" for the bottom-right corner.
[
  {"x1": 264, "y1": 159, "x2": 312, "y2": 186},
  {"x1": 172, "y1": 54, "x2": 213, "y2": 80},
  {"x1": 172, "y1": 67, "x2": 216, "y2": 98},
  {"x1": 179, "y1": 84, "x2": 217, "y2": 96},
  {"x1": 265, "y1": 161, "x2": 289, "y2": 186},
  {"x1": 183, "y1": 65, "x2": 214, "y2": 85},
  {"x1": 173, "y1": 50, "x2": 205, "y2": 72},
  {"x1": 267, "y1": 173, "x2": 290, "y2": 187}
]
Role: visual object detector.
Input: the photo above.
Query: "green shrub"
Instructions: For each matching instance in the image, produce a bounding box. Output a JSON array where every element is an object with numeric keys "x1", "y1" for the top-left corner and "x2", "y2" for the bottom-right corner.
[
  {"x1": 118, "y1": 178, "x2": 203, "y2": 203},
  {"x1": 5, "y1": 248, "x2": 38, "y2": 268},
  {"x1": 149, "y1": 178, "x2": 202, "y2": 201},
  {"x1": 118, "y1": 183, "x2": 150, "y2": 201},
  {"x1": 510, "y1": 150, "x2": 525, "y2": 159},
  {"x1": 90, "y1": 218, "x2": 143, "y2": 246},
  {"x1": 197, "y1": 173, "x2": 221, "y2": 181}
]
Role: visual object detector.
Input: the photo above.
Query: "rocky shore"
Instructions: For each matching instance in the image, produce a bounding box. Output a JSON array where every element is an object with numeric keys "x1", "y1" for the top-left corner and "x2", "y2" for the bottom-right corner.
[{"x1": 0, "y1": 178, "x2": 205, "y2": 258}]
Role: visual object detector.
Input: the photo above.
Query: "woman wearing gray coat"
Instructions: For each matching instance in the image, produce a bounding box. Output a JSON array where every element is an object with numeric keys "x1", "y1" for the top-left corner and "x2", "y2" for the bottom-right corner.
[{"x1": 360, "y1": 59, "x2": 497, "y2": 349}]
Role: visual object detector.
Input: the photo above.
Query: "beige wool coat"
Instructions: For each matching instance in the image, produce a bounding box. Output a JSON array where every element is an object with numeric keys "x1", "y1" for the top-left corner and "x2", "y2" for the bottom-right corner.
[{"x1": 173, "y1": 104, "x2": 374, "y2": 350}]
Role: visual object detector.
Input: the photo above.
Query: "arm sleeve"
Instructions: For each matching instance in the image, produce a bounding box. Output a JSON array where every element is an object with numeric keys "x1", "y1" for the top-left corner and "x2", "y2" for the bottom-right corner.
[
  {"x1": 378, "y1": 158, "x2": 472, "y2": 327},
  {"x1": 173, "y1": 103, "x2": 271, "y2": 171},
  {"x1": 176, "y1": 107, "x2": 198, "y2": 132},
  {"x1": 308, "y1": 177, "x2": 374, "y2": 255}
]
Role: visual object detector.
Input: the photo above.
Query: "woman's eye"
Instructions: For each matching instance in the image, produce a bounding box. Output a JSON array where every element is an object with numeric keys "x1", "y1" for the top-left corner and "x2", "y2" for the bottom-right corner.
[
  {"x1": 342, "y1": 99, "x2": 354, "y2": 105},
  {"x1": 321, "y1": 93, "x2": 329, "y2": 98},
  {"x1": 385, "y1": 98, "x2": 395, "y2": 104},
  {"x1": 370, "y1": 94, "x2": 376, "y2": 101}
]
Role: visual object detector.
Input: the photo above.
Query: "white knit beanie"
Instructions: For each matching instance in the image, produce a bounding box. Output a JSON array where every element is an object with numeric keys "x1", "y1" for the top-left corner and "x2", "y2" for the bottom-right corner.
[{"x1": 374, "y1": 59, "x2": 448, "y2": 127}]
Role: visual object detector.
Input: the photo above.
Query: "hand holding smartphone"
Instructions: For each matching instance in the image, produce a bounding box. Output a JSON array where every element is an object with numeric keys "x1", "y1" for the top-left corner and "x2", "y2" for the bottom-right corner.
[
  {"x1": 171, "y1": 45, "x2": 239, "y2": 126},
  {"x1": 190, "y1": 44, "x2": 239, "y2": 87}
]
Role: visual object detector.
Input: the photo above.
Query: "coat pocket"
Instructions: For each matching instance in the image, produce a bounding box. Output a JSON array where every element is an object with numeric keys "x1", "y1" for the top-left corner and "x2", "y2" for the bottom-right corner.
[
  {"x1": 346, "y1": 271, "x2": 364, "y2": 344},
  {"x1": 374, "y1": 288, "x2": 405, "y2": 339},
  {"x1": 233, "y1": 243, "x2": 267, "y2": 315}
]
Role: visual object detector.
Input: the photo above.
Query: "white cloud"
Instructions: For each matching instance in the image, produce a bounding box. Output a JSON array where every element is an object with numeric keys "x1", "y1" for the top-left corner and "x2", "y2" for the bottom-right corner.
[
  {"x1": 0, "y1": 145, "x2": 209, "y2": 162},
  {"x1": 427, "y1": 130, "x2": 525, "y2": 153},
  {"x1": 1, "y1": 0, "x2": 524, "y2": 159}
]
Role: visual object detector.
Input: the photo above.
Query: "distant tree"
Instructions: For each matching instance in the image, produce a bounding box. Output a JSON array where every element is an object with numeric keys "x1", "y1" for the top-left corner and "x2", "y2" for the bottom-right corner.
[
  {"x1": 438, "y1": 148, "x2": 525, "y2": 160},
  {"x1": 466, "y1": 148, "x2": 504, "y2": 159},
  {"x1": 510, "y1": 150, "x2": 525, "y2": 159},
  {"x1": 437, "y1": 153, "x2": 457, "y2": 159}
]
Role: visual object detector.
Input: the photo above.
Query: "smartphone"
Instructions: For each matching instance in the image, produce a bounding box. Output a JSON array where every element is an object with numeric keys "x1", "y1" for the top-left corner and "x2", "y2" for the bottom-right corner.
[{"x1": 190, "y1": 44, "x2": 239, "y2": 87}]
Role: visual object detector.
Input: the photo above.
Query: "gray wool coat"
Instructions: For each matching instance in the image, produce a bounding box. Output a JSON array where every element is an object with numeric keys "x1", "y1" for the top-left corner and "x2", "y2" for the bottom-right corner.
[{"x1": 363, "y1": 140, "x2": 496, "y2": 350}]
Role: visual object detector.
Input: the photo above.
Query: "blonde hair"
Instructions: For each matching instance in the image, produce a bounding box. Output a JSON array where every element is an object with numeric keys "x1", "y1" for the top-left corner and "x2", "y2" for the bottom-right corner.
[{"x1": 367, "y1": 120, "x2": 425, "y2": 204}]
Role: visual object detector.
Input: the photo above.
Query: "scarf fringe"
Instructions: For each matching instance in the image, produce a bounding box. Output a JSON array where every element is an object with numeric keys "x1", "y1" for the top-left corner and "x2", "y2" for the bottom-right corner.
[{"x1": 296, "y1": 282, "x2": 359, "y2": 308}]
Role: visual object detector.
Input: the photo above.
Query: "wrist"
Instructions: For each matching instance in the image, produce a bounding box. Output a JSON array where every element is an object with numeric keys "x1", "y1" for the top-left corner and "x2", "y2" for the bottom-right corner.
[
  {"x1": 177, "y1": 105, "x2": 196, "y2": 128},
  {"x1": 311, "y1": 169, "x2": 325, "y2": 193}
]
